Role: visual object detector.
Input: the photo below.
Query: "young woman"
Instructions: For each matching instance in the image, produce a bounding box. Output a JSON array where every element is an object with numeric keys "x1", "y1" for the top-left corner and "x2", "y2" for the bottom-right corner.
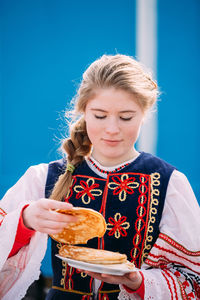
[{"x1": 0, "y1": 54, "x2": 199, "y2": 300}]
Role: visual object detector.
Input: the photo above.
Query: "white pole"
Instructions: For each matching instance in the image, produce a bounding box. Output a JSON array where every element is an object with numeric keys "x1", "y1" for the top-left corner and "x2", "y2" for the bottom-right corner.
[{"x1": 136, "y1": 0, "x2": 157, "y2": 155}]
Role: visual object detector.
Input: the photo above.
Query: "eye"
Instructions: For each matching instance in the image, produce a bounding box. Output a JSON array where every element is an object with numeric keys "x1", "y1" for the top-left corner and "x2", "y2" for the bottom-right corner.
[
  {"x1": 95, "y1": 115, "x2": 106, "y2": 119},
  {"x1": 120, "y1": 116, "x2": 133, "y2": 121}
]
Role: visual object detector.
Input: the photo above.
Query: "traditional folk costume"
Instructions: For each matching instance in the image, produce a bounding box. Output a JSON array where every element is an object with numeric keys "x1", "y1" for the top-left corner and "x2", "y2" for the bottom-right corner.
[{"x1": 0, "y1": 152, "x2": 200, "y2": 300}]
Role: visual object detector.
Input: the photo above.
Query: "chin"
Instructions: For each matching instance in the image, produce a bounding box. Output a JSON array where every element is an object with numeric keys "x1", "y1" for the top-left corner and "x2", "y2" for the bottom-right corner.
[{"x1": 102, "y1": 153, "x2": 124, "y2": 163}]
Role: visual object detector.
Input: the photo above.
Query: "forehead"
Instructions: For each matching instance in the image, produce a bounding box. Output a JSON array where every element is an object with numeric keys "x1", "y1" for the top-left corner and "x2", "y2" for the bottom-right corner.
[{"x1": 86, "y1": 88, "x2": 140, "y2": 111}]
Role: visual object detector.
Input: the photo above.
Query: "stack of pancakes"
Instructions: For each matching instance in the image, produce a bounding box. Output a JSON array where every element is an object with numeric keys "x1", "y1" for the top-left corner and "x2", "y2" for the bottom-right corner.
[
  {"x1": 50, "y1": 207, "x2": 128, "y2": 265},
  {"x1": 59, "y1": 245, "x2": 127, "y2": 264}
]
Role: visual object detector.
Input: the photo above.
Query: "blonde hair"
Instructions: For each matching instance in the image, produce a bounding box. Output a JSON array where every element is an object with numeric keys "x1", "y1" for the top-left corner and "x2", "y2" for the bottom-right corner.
[{"x1": 50, "y1": 54, "x2": 158, "y2": 201}]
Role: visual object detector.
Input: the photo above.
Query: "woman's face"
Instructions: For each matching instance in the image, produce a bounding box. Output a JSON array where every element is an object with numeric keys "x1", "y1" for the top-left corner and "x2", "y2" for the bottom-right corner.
[{"x1": 84, "y1": 88, "x2": 144, "y2": 166}]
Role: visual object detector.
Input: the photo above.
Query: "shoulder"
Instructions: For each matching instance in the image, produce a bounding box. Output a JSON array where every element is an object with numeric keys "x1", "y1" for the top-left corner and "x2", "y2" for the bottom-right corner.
[
  {"x1": 141, "y1": 152, "x2": 176, "y2": 171},
  {"x1": 46, "y1": 158, "x2": 66, "y2": 178},
  {"x1": 48, "y1": 158, "x2": 66, "y2": 169},
  {"x1": 160, "y1": 169, "x2": 200, "y2": 249},
  {"x1": 24, "y1": 163, "x2": 49, "y2": 178},
  {"x1": 45, "y1": 158, "x2": 67, "y2": 197},
  {"x1": 0, "y1": 163, "x2": 50, "y2": 210},
  {"x1": 167, "y1": 169, "x2": 197, "y2": 200},
  {"x1": 133, "y1": 152, "x2": 176, "y2": 181}
]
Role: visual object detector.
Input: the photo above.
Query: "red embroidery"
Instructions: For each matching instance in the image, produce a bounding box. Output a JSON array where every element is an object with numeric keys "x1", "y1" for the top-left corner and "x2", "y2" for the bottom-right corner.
[
  {"x1": 145, "y1": 258, "x2": 168, "y2": 268},
  {"x1": 164, "y1": 270, "x2": 178, "y2": 300},
  {"x1": 162, "y1": 271, "x2": 173, "y2": 300},
  {"x1": 64, "y1": 177, "x2": 77, "y2": 201},
  {"x1": 88, "y1": 157, "x2": 129, "y2": 174},
  {"x1": 99, "y1": 294, "x2": 109, "y2": 300},
  {"x1": 82, "y1": 296, "x2": 91, "y2": 300},
  {"x1": 130, "y1": 175, "x2": 149, "y2": 266},
  {"x1": 187, "y1": 292, "x2": 195, "y2": 299},
  {"x1": 107, "y1": 215, "x2": 129, "y2": 237},
  {"x1": 193, "y1": 280, "x2": 200, "y2": 298},
  {"x1": 146, "y1": 255, "x2": 200, "y2": 276},
  {"x1": 111, "y1": 175, "x2": 136, "y2": 195},
  {"x1": 0, "y1": 208, "x2": 7, "y2": 226},
  {"x1": 159, "y1": 233, "x2": 200, "y2": 256},
  {"x1": 65, "y1": 265, "x2": 75, "y2": 289},
  {"x1": 174, "y1": 271, "x2": 181, "y2": 277},
  {"x1": 178, "y1": 281, "x2": 188, "y2": 300},
  {"x1": 182, "y1": 280, "x2": 190, "y2": 289},
  {"x1": 149, "y1": 246, "x2": 200, "y2": 267},
  {"x1": 76, "y1": 180, "x2": 100, "y2": 200}
]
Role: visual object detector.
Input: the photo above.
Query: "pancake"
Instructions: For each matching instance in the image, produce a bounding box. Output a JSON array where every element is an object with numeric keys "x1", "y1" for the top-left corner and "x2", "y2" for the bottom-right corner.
[
  {"x1": 59, "y1": 245, "x2": 128, "y2": 264},
  {"x1": 50, "y1": 207, "x2": 106, "y2": 244}
]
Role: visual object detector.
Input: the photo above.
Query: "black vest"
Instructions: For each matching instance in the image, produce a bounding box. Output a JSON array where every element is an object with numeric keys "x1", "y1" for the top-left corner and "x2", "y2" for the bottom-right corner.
[{"x1": 45, "y1": 152, "x2": 175, "y2": 300}]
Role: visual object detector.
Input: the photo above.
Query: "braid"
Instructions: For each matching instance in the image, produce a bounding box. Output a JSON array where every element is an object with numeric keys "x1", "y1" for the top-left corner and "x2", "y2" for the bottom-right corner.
[
  {"x1": 65, "y1": 117, "x2": 92, "y2": 166},
  {"x1": 50, "y1": 117, "x2": 92, "y2": 201}
]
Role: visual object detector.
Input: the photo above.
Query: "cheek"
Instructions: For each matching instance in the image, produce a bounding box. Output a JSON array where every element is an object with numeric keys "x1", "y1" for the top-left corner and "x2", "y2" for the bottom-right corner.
[
  {"x1": 124, "y1": 122, "x2": 142, "y2": 142},
  {"x1": 85, "y1": 119, "x2": 99, "y2": 142}
]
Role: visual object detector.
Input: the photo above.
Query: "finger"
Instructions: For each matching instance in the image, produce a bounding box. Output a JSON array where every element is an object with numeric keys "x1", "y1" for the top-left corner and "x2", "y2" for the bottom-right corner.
[
  {"x1": 40, "y1": 198, "x2": 74, "y2": 210},
  {"x1": 48, "y1": 210, "x2": 78, "y2": 223},
  {"x1": 101, "y1": 273, "x2": 112, "y2": 278},
  {"x1": 85, "y1": 271, "x2": 104, "y2": 280},
  {"x1": 38, "y1": 227, "x2": 66, "y2": 235},
  {"x1": 100, "y1": 273, "x2": 124, "y2": 284},
  {"x1": 37, "y1": 219, "x2": 72, "y2": 231},
  {"x1": 85, "y1": 271, "x2": 120, "y2": 283},
  {"x1": 35, "y1": 223, "x2": 75, "y2": 235}
]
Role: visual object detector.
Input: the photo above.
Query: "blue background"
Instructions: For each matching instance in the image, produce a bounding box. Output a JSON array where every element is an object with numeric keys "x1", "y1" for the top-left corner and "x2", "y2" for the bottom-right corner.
[{"x1": 0, "y1": 0, "x2": 199, "y2": 276}]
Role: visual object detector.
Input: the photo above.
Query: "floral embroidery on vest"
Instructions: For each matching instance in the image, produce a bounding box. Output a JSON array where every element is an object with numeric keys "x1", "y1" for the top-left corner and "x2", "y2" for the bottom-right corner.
[
  {"x1": 108, "y1": 174, "x2": 139, "y2": 201},
  {"x1": 74, "y1": 178, "x2": 102, "y2": 204},
  {"x1": 107, "y1": 213, "x2": 130, "y2": 238}
]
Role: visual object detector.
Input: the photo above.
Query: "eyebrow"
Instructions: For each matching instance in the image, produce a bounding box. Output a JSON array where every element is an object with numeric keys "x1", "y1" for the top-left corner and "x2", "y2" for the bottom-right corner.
[{"x1": 90, "y1": 108, "x2": 136, "y2": 113}]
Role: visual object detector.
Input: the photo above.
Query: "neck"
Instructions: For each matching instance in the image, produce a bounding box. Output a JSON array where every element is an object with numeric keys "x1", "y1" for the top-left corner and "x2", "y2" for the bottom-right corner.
[{"x1": 91, "y1": 149, "x2": 139, "y2": 167}]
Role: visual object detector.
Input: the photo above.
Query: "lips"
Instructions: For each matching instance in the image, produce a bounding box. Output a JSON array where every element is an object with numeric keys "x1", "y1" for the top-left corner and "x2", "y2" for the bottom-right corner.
[{"x1": 102, "y1": 138, "x2": 122, "y2": 145}]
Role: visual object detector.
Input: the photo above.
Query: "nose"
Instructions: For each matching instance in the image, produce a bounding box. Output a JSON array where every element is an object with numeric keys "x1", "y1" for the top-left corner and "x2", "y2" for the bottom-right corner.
[{"x1": 105, "y1": 117, "x2": 120, "y2": 134}]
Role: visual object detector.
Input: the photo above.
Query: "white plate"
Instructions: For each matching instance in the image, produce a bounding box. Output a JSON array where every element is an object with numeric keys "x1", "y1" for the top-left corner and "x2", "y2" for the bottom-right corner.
[{"x1": 56, "y1": 255, "x2": 137, "y2": 275}]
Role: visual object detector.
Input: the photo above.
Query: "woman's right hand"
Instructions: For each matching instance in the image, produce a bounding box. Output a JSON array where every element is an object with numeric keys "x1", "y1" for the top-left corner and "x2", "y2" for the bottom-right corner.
[{"x1": 22, "y1": 198, "x2": 77, "y2": 235}]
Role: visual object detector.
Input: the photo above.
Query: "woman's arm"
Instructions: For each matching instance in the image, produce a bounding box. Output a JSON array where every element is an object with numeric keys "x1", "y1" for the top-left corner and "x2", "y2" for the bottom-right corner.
[
  {"x1": 0, "y1": 163, "x2": 48, "y2": 266},
  {"x1": 0, "y1": 162, "x2": 77, "y2": 300},
  {"x1": 1, "y1": 163, "x2": 77, "y2": 259}
]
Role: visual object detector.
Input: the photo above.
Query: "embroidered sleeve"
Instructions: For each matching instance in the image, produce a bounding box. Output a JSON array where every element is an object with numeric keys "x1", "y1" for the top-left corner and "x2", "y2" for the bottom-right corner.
[
  {"x1": 0, "y1": 163, "x2": 48, "y2": 266},
  {"x1": 118, "y1": 286, "x2": 141, "y2": 300},
  {"x1": 0, "y1": 164, "x2": 49, "y2": 300},
  {"x1": 142, "y1": 232, "x2": 200, "y2": 299},
  {"x1": 119, "y1": 233, "x2": 200, "y2": 299},
  {"x1": 8, "y1": 205, "x2": 35, "y2": 258},
  {"x1": 0, "y1": 207, "x2": 7, "y2": 226}
]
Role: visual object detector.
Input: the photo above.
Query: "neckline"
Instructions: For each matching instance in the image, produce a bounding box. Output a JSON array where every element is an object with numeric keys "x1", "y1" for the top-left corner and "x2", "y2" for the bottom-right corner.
[
  {"x1": 86, "y1": 152, "x2": 143, "y2": 178},
  {"x1": 87, "y1": 157, "x2": 131, "y2": 175}
]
